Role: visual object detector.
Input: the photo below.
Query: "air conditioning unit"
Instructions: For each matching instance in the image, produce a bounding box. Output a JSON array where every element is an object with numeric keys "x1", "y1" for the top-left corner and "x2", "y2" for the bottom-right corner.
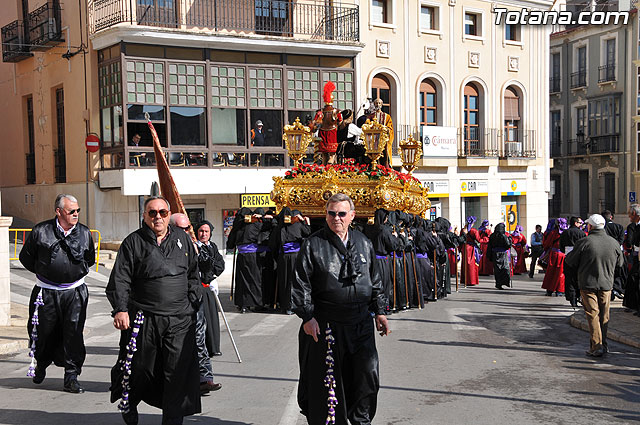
[{"x1": 505, "y1": 142, "x2": 522, "y2": 157}]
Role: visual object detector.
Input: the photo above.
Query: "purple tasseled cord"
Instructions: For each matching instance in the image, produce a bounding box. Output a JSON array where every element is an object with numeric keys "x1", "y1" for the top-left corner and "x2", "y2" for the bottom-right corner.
[
  {"x1": 26, "y1": 289, "x2": 44, "y2": 377},
  {"x1": 324, "y1": 323, "x2": 338, "y2": 425},
  {"x1": 118, "y1": 311, "x2": 144, "y2": 414}
]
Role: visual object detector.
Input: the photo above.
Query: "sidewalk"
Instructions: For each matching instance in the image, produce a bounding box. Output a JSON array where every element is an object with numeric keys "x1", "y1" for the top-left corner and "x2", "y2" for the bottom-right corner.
[{"x1": 569, "y1": 298, "x2": 640, "y2": 350}]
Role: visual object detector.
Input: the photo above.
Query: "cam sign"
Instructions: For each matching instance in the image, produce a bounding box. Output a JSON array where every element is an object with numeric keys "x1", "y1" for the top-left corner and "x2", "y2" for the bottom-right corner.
[{"x1": 420, "y1": 126, "x2": 457, "y2": 157}]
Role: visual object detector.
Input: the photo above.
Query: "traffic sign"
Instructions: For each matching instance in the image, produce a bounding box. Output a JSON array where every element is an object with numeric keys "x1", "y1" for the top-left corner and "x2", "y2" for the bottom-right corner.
[
  {"x1": 630, "y1": 192, "x2": 637, "y2": 203},
  {"x1": 85, "y1": 134, "x2": 100, "y2": 153}
]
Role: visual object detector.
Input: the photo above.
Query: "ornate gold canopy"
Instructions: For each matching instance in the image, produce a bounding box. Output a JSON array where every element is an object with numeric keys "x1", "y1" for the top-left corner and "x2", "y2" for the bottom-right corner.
[{"x1": 271, "y1": 164, "x2": 431, "y2": 217}]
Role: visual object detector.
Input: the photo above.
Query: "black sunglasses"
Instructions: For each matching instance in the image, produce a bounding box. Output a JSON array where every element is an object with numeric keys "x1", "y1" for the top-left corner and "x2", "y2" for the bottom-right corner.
[
  {"x1": 178, "y1": 224, "x2": 191, "y2": 231},
  {"x1": 147, "y1": 209, "x2": 169, "y2": 218},
  {"x1": 327, "y1": 210, "x2": 348, "y2": 218},
  {"x1": 62, "y1": 208, "x2": 81, "y2": 215}
]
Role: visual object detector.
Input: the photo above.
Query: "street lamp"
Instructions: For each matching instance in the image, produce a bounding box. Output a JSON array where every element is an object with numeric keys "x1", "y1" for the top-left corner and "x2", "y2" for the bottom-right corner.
[
  {"x1": 282, "y1": 117, "x2": 312, "y2": 167},
  {"x1": 360, "y1": 118, "x2": 390, "y2": 167},
  {"x1": 398, "y1": 134, "x2": 422, "y2": 175}
]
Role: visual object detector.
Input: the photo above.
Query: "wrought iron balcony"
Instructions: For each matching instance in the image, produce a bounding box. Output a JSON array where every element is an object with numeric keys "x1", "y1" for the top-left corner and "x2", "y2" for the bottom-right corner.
[
  {"x1": 590, "y1": 134, "x2": 620, "y2": 154},
  {"x1": 549, "y1": 76, "x2": 561, "y2": 93},
  {"x1": 598, "y1": 64, "x2": 616, "y2": 83},
  {"x1": 1, "y1": 20, "x2": 32, "y2": 63},
  {"x1": 550, "y1": 139, "x2": 562, "y2": 158},
  {"x1": 459, "y1": 128, "x2": 499, "y2": 158},
  {"x1": 567, "y1": 137, "x2": 588, "y2": 156},
  {"x1": 54, "y1": 148, "x2": 66, "y2": 183},
  {"x1": 89, "y1": 0, "x2": 359, "y2": 42},
  {"x1": 500, "y1": 129, "x2": 536, "y2": 159},
  {"x1": 28, "y1": 1, "x2": 63, "y2": 50},
  {"x1": 25, "y1": 153, "x2": 35, "y2": 184},
  {"x1": 570, "y1": 70, "x2": 587, "y2": 89}
]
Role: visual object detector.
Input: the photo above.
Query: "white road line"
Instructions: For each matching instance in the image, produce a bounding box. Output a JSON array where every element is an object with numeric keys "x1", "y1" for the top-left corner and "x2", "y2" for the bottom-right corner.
[
  {"x1": 278, "y1": 383, "x2": 302, "y2": 425},
  {"x1": 240, "y1": 314, "x2": 296, "y2": 337},
  {"x1": 448, "y1": 308, "x2": 487, "y2": 331}
]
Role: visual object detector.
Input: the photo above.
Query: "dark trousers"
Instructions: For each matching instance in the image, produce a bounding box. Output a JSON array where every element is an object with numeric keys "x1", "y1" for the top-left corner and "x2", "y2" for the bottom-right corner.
[
  {"x1": 27, "y1": 284, "x2": 88, "y2": 382},
  {"x1": 298, "y1": 316, "x2": 379, "y2": 425},
  {"x1": 195, "y1": 304, "x2": 213, "y2": 382},
  {"x1": 529, "y1": 248, "x2": 542, "y2": 277},
  {"x1": 110, "y1": 312, "x2": 201, "y2": 422}
]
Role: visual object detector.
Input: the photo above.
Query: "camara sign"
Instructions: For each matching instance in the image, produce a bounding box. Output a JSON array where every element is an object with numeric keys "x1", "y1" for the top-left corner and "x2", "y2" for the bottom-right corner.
[{"x1": 420, "y1": 126, "x2": 457, "y2": 157}]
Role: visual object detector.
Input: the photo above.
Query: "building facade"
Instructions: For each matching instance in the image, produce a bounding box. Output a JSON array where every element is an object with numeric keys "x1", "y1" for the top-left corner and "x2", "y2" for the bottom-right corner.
[
  {"x1": 0, "y1": 0, "x2": 552, "y2": 244},
  {"x1": 549, "y1": 11, "x2": 638, "y2": 220}
]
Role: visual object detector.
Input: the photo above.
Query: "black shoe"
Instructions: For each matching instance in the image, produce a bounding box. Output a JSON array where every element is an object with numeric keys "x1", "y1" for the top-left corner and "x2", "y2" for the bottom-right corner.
[
  {"x1": 212, "y1": 351, "x2": 222, "y2": 356},
  {"x1": 122, "y1": 406, "x2": 139, "y2": 425},
  {"x1": 240, "y1": 307, "x2": 248, "y2": 314},
  {"x1": 285, "y1": 310, "x2": 294, "y2": 315},
  {"x1": 63, "y1": 379, "x2": 84, "y2": 394},
  {"x1": 32, "y1": 366, "x2": 46, "y2": 384},
  {"x1": 528, "y1": 274, "x2": 534, "y2": 279},
  {"x1": 495, "y1": 285, "x2": 503, "y2": 290},
  {"x1": 586, "y1": 348, "x2": 604, "y2": 358}
]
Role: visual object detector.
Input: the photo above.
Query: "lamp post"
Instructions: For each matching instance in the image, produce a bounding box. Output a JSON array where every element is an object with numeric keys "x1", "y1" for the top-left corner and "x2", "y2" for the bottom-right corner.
[
  {"x1": 398, "y1": 135, "x2": 422, "y2": 175},
  {"x1": 282, "y1": 117, "x2": 312, "y2": 167},
  {"x1": 360, "y1": 118, "x2": 390, "y2": 168}
]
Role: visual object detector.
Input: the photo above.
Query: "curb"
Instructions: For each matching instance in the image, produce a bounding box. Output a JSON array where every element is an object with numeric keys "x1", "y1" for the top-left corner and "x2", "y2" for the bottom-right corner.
[
  {"x1": 0, "y1": 339, "x2": 28, "y2": 356},
  {"x1": 569, "y1": 311, "x2": 640, "y2": 350}
]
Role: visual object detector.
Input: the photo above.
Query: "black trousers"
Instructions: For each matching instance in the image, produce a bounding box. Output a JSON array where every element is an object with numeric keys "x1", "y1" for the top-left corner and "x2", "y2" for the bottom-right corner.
[
  {"x1": 298, "y1": 316, "x2": 379, "y2": 425},
  {"x1": 529, "y1": 248, "x2": 542, "y2": 277},
  {"x1": 110, "y1": 312, "x2": 201, "y2": 421},
  {"x1": 196, "y1": 303, "x2": 213, "y2": 382},
  {"x1": 27, "y1": 284, "x2": 88, "y2": 382}
]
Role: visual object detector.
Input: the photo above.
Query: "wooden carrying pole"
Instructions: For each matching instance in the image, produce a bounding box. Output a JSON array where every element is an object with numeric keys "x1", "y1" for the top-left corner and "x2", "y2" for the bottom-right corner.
[
  {"x1": 410, "y1": 251, "x2": 422, "y2": 309},
  {"x1": 455, "y1": 247, "x2": 459, "y2": 292},
  {"x1": 433, "y1": 250, "x2": 437, "y2": 301},
  {"x1": 392, "y1": 252, "x2": 397, "y2": 310}
]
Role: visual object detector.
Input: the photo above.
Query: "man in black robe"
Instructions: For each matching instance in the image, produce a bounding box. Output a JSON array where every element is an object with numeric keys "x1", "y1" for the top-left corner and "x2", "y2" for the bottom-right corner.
[
  {"x1": 488, "y1": 223, "x2": 513, "y2": 290},
  {"x1": 270, "y1": 208, "x2": 311, "y2": 314},
  {"x1": 293, "y1": 193, "x2": 389, "y2": 425},
  {"x1": 227, "y1": 207, "x2": 263, "y2": 312},
  {"x1": 602, "y1": 210, "x2": 625, "y2": 299},
  {"x1": 20, "y1": 194, "x2": 95, "y2": 394},
  {"x1": 560, "y1": 217, "x2": 586, "y2": 305},
  {"x1": 106, "y1": 196, "x2": 201, "y2": 425},
  {"x1": 624, "y1": 204, "x2": 640, "y2": 314}
]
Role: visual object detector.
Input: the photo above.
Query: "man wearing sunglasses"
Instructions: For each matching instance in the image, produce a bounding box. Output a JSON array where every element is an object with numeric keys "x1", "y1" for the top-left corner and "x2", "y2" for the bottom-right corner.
[
  {"x1": 293, "y1": 193, "x2": 389, "y2": 425},
  {"x1": 20, "y1": 194, "x2": 95, "y2": 394},
  {"x1": 107, "y1": 197, "x2": 201, "y2": 425}
]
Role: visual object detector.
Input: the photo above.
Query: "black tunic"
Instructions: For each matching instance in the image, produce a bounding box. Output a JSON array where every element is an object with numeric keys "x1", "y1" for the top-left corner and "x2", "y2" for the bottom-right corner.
[
  {"x1": 624, "y1": 222, "x2": 640, "y2": 310},
  {"x1": 197, "y1": 241, "x2": 225, "y2": 355},
  {"x1": 488, "y1": 224, "x2": 512, "y2": 289},
  {"x1": 227, "y1": 208, "x2": 263, "y2": 308},
  {"x1": 271, "y1": 212, "x2": 311, "y2": 311},
  {"x1": 363, "y1": 210, "x2": 400, "y2": 312},
  {"x1": 106, "y1": 224, "x2": 201, "y2": 419},
  {"x1": 293, "y1": 227, "x2": 386, "y2": 425}
]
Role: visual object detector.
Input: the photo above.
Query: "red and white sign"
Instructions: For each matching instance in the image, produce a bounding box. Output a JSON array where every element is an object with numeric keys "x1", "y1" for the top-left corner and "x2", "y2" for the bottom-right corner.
[{"x1": 85, "y1": 134, "x2": 100, "y2": 153}]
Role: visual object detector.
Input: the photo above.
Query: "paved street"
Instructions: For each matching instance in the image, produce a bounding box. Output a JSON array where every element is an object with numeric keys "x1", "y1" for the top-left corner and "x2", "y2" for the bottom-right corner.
[{"x1": 1, "y1": 259, "x2": 640, "y2": 425}]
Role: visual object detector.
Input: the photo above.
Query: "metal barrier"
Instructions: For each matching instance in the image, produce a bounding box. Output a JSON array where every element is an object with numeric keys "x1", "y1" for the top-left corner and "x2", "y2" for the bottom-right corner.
[{"x1": 9, "y1": 228, "x2": 103, "y2": 272}]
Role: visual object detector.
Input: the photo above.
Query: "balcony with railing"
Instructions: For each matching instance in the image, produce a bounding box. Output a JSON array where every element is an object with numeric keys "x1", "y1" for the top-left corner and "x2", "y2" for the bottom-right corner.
[
  {"x1": 1, "y1": 20, "x2": 32, "y2": 62},
  {"x1": 25, "y1": 153, "x2": 35, "y2": 184},
  {"x1": 590, "y1": 135, "x2": 620, "y2": 154},
  {"x1": 550, "y1": 76, "x2": 561, "y2": 94},
  {"x1": 570, "y1": 70, "x2": 587, "y2": 89},
  {"x1": 459, "y1": 127, "x2": 499, "y2": 158},
  {"x1": 88, "y1": 0, "x2": 360, "y2": 43},
  {"x1": 28, "y1": 1, "x2": 63, "y2": 50},
  {"x1": 54, "y1": 148, "x2": 66, "y2": 183},
  {"x1": 550, "y1": 140, "x2": 562, "y2": 158},
  {"x1": 567, "y1": 137, "x2": 588, "y2": 156},
  {"x1": 500, "y1": 129, "x2": 536, "y2": 159},
  {"x1": 598, "y1": 64, "x2": 616, "y2": 83}
]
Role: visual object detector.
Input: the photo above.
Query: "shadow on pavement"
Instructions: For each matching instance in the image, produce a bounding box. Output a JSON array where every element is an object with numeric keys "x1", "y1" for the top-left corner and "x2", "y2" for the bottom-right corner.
[{"x1": 0, "y1": 409, "x2": 251, "y2": 425}]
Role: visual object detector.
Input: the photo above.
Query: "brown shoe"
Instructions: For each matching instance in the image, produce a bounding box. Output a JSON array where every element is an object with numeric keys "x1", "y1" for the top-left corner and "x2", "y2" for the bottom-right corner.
[{"x1": 200, "y1": 381, "x2": 222, "y2": 394}]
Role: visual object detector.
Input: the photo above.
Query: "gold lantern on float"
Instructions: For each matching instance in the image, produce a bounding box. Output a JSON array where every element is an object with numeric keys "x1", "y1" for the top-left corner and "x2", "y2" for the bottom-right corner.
[
  {"x1": 282, "y1": 117, "x2": 312, "y2": 167},
  {"x1": 360, "y1": 118, "x2": 390, "y2": 168},
  {"x1": 398, "y1": 135, "x2": 422, "y2": 175}
]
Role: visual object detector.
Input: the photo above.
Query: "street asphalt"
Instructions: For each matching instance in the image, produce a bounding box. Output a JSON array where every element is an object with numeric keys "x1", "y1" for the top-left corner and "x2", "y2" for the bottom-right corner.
[{"x1": 0, "y1": 256, "x2": 639, "y2": 424}]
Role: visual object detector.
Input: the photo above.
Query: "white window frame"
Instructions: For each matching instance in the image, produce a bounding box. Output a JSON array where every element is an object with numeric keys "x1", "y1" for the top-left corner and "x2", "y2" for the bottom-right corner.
[
  {"x1": 599, "y1": 32, "x2": 618, "y2": 82},
  {"x1": 370, "y1": 0, "x2": 396, "y2": 30},
  {"x1": 504, "y1": 22, "x2": 523, "y2": 47},
  {"x1": 418, "y1": 1, "x2": 442, "y2": 36},
  {"x1": 462, "y1": 7, "x2": 484, "y2": 42}
]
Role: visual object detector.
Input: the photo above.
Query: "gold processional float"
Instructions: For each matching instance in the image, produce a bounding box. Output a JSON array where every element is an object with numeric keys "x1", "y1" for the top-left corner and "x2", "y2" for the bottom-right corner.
[{"x1": 271, "y1": 117, "x2": 431, "y2": 218}]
